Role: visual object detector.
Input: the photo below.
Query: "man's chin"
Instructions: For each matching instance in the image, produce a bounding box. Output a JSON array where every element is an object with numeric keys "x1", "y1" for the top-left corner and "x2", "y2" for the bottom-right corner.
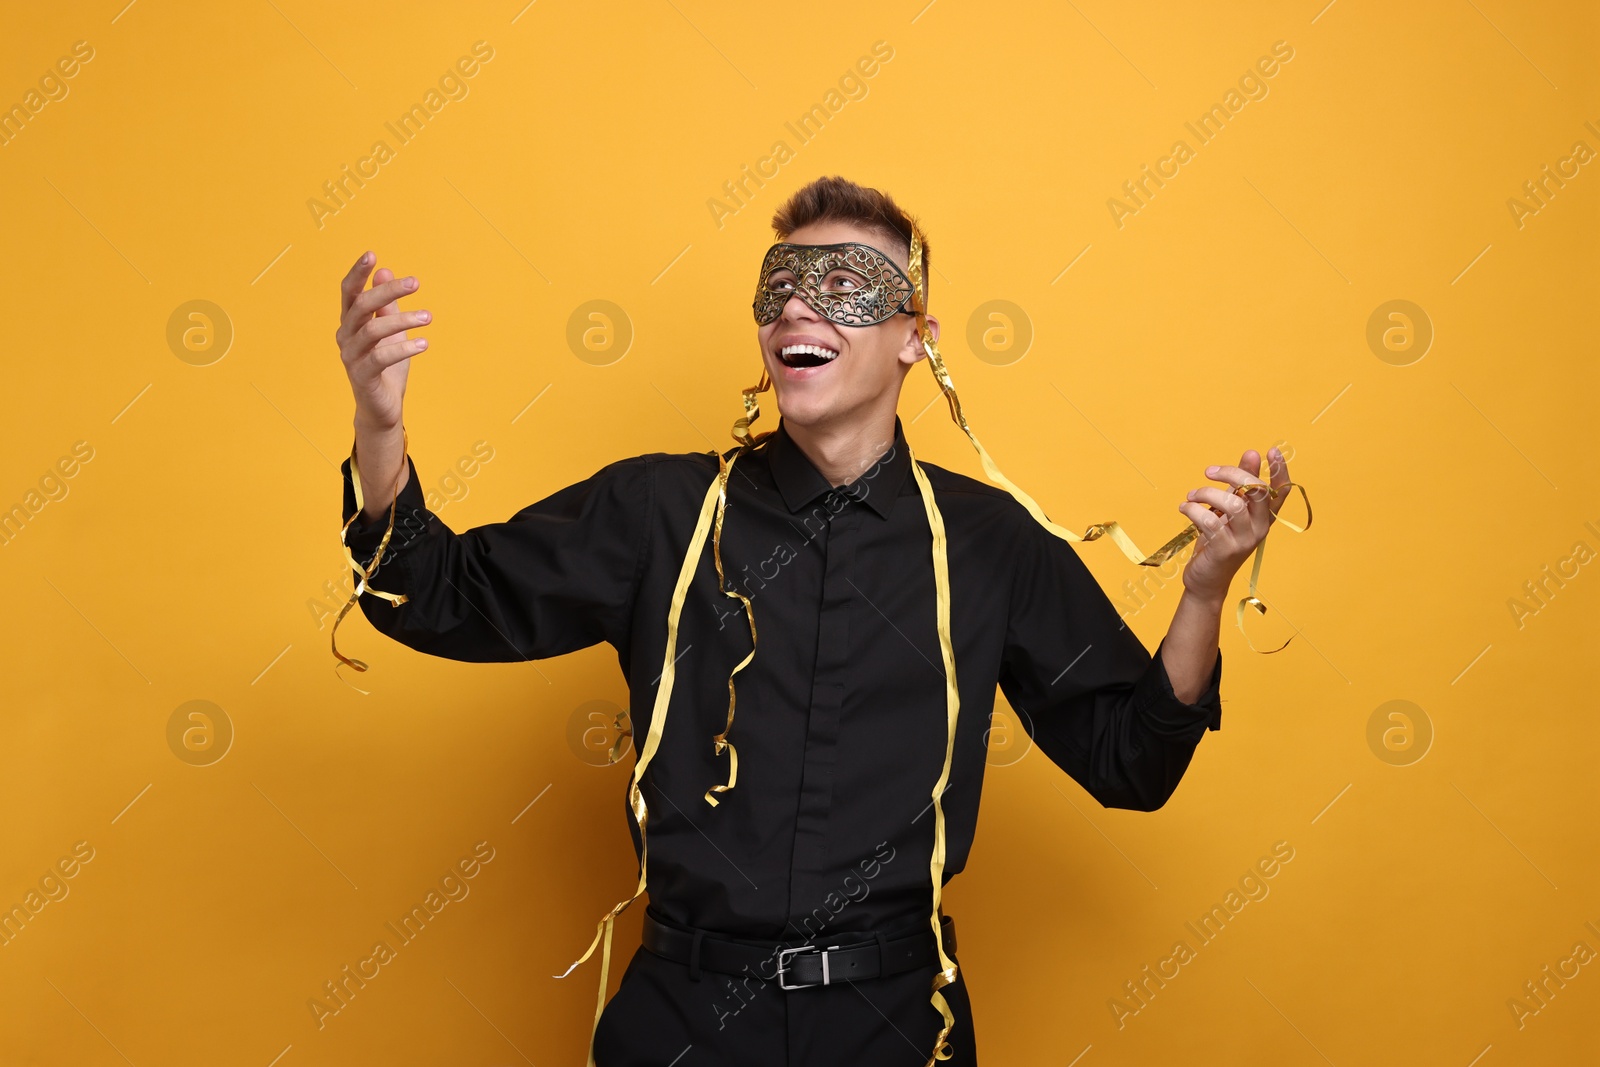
[{"x1": 771, "y1": 392, "x2": 829, "y2": 429}]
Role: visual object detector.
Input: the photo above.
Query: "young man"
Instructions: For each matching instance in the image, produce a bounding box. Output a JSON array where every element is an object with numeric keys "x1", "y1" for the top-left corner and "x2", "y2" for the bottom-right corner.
[{"x1": 334, "y1": 176, "x2": 1292, "y2": 1066}]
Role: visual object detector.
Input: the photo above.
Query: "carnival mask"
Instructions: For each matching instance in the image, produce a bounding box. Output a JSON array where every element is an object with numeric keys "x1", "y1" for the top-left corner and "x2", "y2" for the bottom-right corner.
[{"x1": 751, "y1": 241, "x2": 919, "y2": 328}]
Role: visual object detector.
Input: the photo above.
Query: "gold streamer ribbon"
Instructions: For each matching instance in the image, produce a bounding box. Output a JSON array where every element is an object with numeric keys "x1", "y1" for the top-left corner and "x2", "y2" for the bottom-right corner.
[
  {"x1": 701, "y1": 369, "x2": 777, "y2": 804},
  {"x1": 732, "y1": 368, "x2": 774, "y2": 449},
  {"x1": 606, "y1": 705, "x2": 634, "y2": 765},
  {"x1": 556, "y1": 462, "x2": 727, "y2": 1067},
  {"x1": 332, "y1": 430, "x2": 412, "y2": 694},
  {"x1": 704, "y1": 445, "x2": 758, "y2": 806},
  {"x1": 565, "y1": 369, "x2": 780, "y2": 1059},
  {"x1": 908, "y1": 447, "x2": 961, "y2": 1063},
  {"x1": 903, "y1": 225, "x2": 1311, "y2": 653}
]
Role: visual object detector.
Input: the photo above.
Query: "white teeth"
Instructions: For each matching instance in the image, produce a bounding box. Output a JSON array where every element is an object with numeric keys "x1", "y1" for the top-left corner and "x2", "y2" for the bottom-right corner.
[{"x1": 779, "y1": 343, "x2": 838, "y2": 360}]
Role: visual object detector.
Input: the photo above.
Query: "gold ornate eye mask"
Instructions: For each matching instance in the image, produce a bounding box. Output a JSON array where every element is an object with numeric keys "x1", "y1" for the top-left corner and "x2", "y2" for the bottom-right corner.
[{"x1": 752, "y1": 241, "x2": 917, "y2": 327}]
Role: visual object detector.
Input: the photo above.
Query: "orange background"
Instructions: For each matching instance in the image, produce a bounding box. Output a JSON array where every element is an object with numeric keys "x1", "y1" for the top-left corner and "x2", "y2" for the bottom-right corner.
[{"x1": 2, "y1": 2, "x2": 1596, "y2": 1064}]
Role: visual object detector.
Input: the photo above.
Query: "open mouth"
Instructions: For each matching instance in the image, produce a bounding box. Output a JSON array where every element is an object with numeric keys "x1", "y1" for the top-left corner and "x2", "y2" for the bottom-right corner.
[{"x1": 777, "y1": 343, "x2": 839, "y2": 368}]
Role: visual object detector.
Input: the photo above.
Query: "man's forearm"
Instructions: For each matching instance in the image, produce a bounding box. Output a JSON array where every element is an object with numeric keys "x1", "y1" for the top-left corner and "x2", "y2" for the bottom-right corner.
[
  {"x1": 353, "y1": 413, "x2": 409, "y2": 524},
  {"x1": 1161, "y1": 587, "x2": 1225, "y2": 704}
]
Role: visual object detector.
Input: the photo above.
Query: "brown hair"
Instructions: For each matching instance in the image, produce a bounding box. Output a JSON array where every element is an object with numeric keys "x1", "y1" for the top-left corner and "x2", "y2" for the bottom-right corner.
[{"x1": 770, "y1": 175, "x2": 930, "y2": 307}]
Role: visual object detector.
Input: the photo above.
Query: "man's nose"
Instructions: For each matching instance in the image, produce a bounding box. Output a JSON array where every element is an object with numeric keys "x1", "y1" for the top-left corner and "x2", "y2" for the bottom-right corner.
[{"x1": 781, "y1": 292, "x2": 819, "y2": 321}]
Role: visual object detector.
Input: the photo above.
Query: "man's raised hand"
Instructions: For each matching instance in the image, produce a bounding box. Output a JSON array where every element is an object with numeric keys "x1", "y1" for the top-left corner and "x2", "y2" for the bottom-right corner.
[
  {"x1": 339, "y1": 250, "x2": 430, "y2": 520},
  {"x1": 338, "y1": 250, "x2": 431, "y2": 432},
  {"x1": 1177, "y1": 446, "x2": 1293, "y2": 604}
]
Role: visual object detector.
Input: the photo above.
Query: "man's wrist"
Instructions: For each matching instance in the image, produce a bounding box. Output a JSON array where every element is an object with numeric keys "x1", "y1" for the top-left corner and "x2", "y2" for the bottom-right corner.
[
  {"x1": 1178, "y1": 585, "x2": 1229, "y2": 616},
  {"x1": 353, "y1": 422, "x2": 403, "y2": 441},
  {"x1": 353, "y1": 410, "x2": 403, "y2": 438}
]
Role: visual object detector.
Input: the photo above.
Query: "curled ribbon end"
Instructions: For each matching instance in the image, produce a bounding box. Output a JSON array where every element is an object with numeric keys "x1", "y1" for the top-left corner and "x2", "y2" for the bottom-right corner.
[
  {"x1": 1236, "y1": 595, "x2": 1294, "y2": 654},
  {"x1": 333, "y1": 661, "x2": 372, "y2": 696}
]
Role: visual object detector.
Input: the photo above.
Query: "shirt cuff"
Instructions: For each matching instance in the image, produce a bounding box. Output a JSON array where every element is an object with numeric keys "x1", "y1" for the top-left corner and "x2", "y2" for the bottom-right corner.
[
  {"x1": 1133, "y1": 637, "x2": 1223, "y2": 738},
  {"x1": 341, "y1": 450, "x2": 426, "y2": 565}
]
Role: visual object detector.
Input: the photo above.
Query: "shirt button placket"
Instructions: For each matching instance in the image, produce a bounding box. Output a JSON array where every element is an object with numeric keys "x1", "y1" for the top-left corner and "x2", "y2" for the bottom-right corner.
[{"x1": 787, "y1": 499, "x2": 861, "y2": 918}]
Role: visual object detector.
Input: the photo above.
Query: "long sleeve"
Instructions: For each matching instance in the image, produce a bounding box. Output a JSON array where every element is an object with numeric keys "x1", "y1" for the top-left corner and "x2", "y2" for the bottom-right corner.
[
  {"x1": 997, "y1": 506, "x2": 1222, "y2": 811},
  {"x1": 339, "y1": 448, "x2": 653, "y2": 662}
]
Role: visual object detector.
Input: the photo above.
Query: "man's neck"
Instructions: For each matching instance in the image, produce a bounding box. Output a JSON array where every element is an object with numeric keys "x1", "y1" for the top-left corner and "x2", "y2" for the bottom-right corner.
[{"x1": 783, "y1": 408, "x2": 898, "y2": 488}]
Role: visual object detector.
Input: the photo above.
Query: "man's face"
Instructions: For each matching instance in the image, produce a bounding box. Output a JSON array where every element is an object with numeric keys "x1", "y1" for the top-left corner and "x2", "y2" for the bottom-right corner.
[{"x1": 755, "y1": 221, "x2": 940, "y2": 432}]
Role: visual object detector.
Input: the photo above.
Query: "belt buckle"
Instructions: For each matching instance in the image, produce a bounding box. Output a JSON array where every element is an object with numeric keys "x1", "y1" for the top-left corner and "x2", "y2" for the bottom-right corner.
[{"x1": 775, "y1": 943, "x2": 840, "y2": 989}]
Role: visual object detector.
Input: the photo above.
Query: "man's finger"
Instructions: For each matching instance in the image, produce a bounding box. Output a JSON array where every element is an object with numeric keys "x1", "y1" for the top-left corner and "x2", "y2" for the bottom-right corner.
[
  {"x1": 344, "y1": 274, "x2": 418, "y2": 330},
  {"x1": 1203, "y1": 462, "x2": 1269, "y2": 491},
  {"x1": 371, "y1": 335, "x2": 430, "y2": 372},
  {"x1": 372, "y1": 267, "x2": 400, "y2": 317},
  {"x1": 1187, "y1": 486, "x2": 1247, "y2": 518},
  {"x1": 358, "y1": 309, "x2": 430, "y2": 349},
  {"x1": 1266, "y1": 445, "x2": 1291, "y2": 486},
  {"x1": 1179, "y1": 500, "x2": 1229, "y2": 539},
  {"x1": 1265, "y1": 446, "x2": 1292, "y2": 516},
  {"x1": 369, "y1": 269, "x2": 412, "y2": 353},
  {"x1": 340, "y1": 250, "x2": 375, "y2": 317}
]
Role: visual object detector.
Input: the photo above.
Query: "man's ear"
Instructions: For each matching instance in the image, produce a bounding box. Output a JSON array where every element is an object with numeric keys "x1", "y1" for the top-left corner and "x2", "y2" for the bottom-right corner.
[{"x1": 900, "y1": 314, "x2": 938, "y2": 366}]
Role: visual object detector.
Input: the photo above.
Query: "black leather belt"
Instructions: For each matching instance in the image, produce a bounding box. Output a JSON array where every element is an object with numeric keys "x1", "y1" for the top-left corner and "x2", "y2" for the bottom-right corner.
[{"x1": 642, "y1": 909, "x2": 956, "y2": 990}]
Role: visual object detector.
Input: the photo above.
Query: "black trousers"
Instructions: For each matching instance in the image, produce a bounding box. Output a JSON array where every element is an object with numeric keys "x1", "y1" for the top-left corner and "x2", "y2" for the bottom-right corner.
[{"x1": 591, "y1": 934, "x2": 978, "y2": 1066}]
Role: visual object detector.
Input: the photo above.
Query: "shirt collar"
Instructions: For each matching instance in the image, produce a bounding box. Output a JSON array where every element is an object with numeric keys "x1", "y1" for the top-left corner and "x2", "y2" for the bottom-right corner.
[{"x1": 764, "y1": 416, "x2": 911, "y2": 520}]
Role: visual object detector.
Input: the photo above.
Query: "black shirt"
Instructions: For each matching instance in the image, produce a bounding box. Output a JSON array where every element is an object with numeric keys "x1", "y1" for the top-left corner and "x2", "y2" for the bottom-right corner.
[{"x1": 339, "y1": 415, "x2": 1222, "y2": 941}]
